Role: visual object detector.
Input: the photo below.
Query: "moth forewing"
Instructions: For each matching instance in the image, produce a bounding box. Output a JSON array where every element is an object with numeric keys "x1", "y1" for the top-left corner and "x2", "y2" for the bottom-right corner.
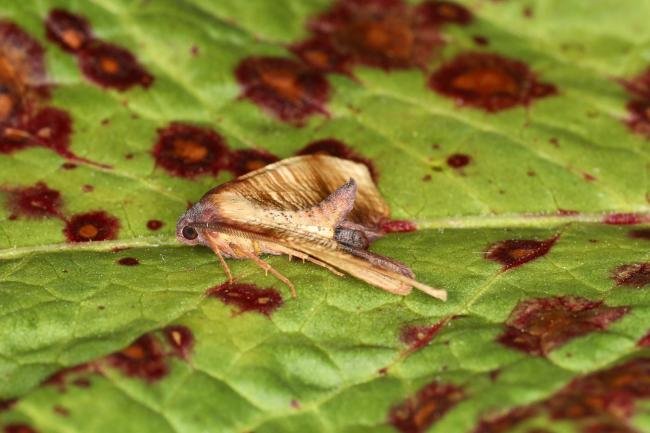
[{"x1": 176, "y1": 154, "x2": 447, "y2": 301}]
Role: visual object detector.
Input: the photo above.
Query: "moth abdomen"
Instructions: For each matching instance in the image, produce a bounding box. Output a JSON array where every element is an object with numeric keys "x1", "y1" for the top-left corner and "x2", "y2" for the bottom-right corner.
[{"x1": 334, "y1": 226, "x2": 369, "y2": 250}]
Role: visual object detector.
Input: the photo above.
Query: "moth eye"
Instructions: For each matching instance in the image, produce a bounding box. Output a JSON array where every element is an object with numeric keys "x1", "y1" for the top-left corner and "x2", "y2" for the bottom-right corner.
[{"x1": 182, "y1": 226, "x2": 198, "y2": 240}]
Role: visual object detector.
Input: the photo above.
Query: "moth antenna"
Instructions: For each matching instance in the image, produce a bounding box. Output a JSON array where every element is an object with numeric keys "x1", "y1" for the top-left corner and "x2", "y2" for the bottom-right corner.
[{"x1": 230, "y1": 243, "x2": 297, "y2": 298}]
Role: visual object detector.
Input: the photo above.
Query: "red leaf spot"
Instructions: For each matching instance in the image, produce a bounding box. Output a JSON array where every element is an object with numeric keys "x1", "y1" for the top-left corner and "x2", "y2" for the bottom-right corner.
[
  {"x1": 523, "y1": 6, "x2": 534, "y2": 18},
  {"x1": 64, "y1": 211, "x2": 120, "y2": 242},
  {"x1": 429, "y1": 52, "x2": 557, "y2": 112},
  {"x1": 446, "y1": 153, "x2": 471, "y2": 168},
  {"x1": 612, "y1": 263, "x2": 650, "y2": 288},
  {"x1": 228, "y1": 148, "x2": 279, "y2": 176},
  {"x1": 146, "y1": 219, "x2": 163, "y2": 231},
  {"x1": 45, "y1": 9, "x2": 92, "y2": 53},
  {"x1": 78, "y1": 42, "x2": 153, "y2": 91},
  {"x1": 380, "y1": 219, "x2": 417, "y2": 233},
  {"x1": 117, "y1": 257, "x2": 139, "y2": 266},
  {"x1": 107, "y1": 334, "x2": 168, "y2": 382},
  {"x1": 163, "y1": 325, "x2": 194, "y2": 360},
  {"x1": 5, "y1": 182, "x2": 62, "y2": 219},
  {"x1": 207, "y1": 282, "x2": 283, "y2": 317},
  {"x1": 603, "y1": 213, "x2": 648, "y2": 225},
  {"x1": 484, "y1": 236, "x2": 557, "y2": 270},
  {"x1": 388, "y1": 381, "x2": 465, "y2": 433},
  {"x1": 296, "y1": 138, "x2": 378, "y2": 181},
  {"x1": 152, "y1": 122, "x2": 230, "y2": 178},
  {"x1": 498, "y1": 296, "x2": 629, "y2": 356},
  {"x1": 400, "y1": 321, "x2": 445, "y2": 351}
]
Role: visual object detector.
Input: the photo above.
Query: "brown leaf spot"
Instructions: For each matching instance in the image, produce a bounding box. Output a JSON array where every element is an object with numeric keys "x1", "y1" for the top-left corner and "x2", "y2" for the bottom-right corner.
[
  {"x1": 388, "y1": 381, "x2": 465, "y2": 433},
  {"x1": 603, "y1": 213, "x2": 649, "y2": 225},
  {"x1": 207, "y1": 282, "x2": 283, "y2": 317},
  {"x1": 446, "y1": 153, "x2": 471, "y2": 168},
  {"x1": 235, "y1": 56, "x2": 330, "y2": 124},
  {"x1": 45, "y1": 9, "x2": 92, "y2": 53},
  {"x1": 152, "y1": 122, "x2": 230, "y2": 178},
  {"x1": 545, "y1": 358, "x2": 650, "y2": 421},
  {"x1": 4, "y1": 425, "x2": 38, "y2": 433},
  {"x1": 400, "y1": 321, "x2": 445, "y2": 351},
  {"x1": 429, "y1": 52, "x2": 557, "y2": 112},
  {"x1": 107, "y1": 334, "x2": 168, "y2": 382},
  {"x1": 473, "y1": 407, "x2": 538, "y2": 433},
  {"x1": 296, "y1": 138, "x2": 378, "y2": 181},
  {"x1": 64, "y1": 211, "x2": 119, "y2": 242},
  {"x1": 289, "y1": 36, "x2": 353, "y2": 75},
  {"x1": 117, "y1": 257, "x2": 139, "y2": 266},
  {"x1": 228, "y1": 148, "x2": 279, "y2": 176},
  {"x1": 0, "y1": 399, "x2": 17, "y2": 412},
  {"x1": 498, "y1": 296, "x2": 629, "y2": 356},
  {"x1": 308, "y1": 0, "x2": 444, "y2": 71},
  {"x1": 612, "y1": 263, "x2": 650, "y2": 288},
  {"x1": 414, "y1": 1, "x2": 473, "y2": 27},
  {"x1": 78, "y1": 41, "x2": 153, "y2": 91},
  {"x1": 53, "y1": 405, "x2": 70, "y2": 417},
  {"x1": 621, "y1": 68, "x2": 650, "y2": 139},
  {"x1": 484, "y1": 236, "x2": 557, "y2": 270},
  {"x1": 163, "y1": 325, "x2": 194, "y2": 360},
  {"x1": 146, "y1": 219, "x2": 163, "y2": 230},
  {"x1": 629, "y1": 229, "x2": 650, "y2": 240},
  {"x1": 4, "y1": 182, "x2": 62, "y2": 219}
]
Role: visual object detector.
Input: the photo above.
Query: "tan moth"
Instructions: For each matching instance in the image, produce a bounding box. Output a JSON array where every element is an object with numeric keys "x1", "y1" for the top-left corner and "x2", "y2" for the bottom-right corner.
[{"x1": 176, "y1": 155, "x2": 446, "y2": 300}]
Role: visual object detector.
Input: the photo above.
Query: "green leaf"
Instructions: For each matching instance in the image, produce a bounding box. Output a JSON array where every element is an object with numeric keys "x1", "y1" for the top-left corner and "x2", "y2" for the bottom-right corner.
[{"x1": 1, "y1": 1, "x2": 649, "y2": 433}]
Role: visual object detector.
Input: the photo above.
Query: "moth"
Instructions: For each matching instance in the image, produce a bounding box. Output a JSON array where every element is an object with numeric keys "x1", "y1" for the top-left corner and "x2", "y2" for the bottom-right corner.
[{"x1": 176, "y1": 154, "x2": 446, "y2": 300}]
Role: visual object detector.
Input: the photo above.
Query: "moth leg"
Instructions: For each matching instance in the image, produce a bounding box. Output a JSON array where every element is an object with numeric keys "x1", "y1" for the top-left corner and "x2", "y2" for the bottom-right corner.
[
  {"x1": 268, "y1": 243, "x2": 344, "y2": 276},
  {"x1": 231, "y1": 244, "x2": 297, "y2": 298},
  {"x1": 214, "y1": 246, "x2": 234, "y2": 282},
  {"x1": 205, "y1": 236, "x2": 234, "y2": 282}
]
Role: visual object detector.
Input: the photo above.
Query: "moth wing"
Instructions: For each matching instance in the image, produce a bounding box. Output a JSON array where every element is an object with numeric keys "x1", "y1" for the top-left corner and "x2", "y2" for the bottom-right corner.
[
  {"x1": 203, "y1": 221, "x2": 445, "y2": 300},
  {"x1": 278, "y1": 239, "x2": 447, "y2": 300},
  {"x1": 207, "y1": 154, "x2": 389, "y2": 227}
]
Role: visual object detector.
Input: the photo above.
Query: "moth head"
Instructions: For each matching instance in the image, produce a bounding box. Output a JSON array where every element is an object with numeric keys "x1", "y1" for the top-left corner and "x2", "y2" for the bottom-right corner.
[{"x1": 176, "y1": 201, "x2": 217, "y2": 246}]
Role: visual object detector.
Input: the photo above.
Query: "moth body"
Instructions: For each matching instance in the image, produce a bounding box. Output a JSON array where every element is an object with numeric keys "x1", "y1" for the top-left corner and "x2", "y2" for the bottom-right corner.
[{"x1": 176, "y1": 155, "x2": 446, "y2": 300}]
